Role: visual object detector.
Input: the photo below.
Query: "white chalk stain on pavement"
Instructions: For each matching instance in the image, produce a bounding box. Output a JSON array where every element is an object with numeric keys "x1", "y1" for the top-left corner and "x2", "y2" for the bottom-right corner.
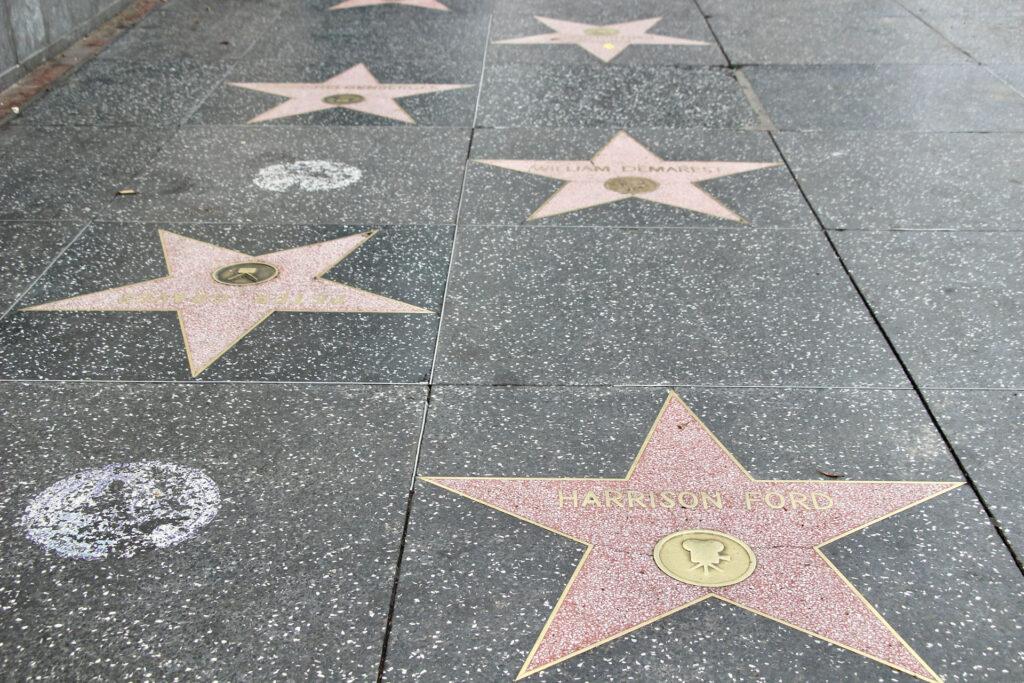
[
  {"x1": 253, "y1": 160, "x2": 362, "y2": 192},
  {"x1": 23, "y1": 461, "x2": 220, "y2": 560}
]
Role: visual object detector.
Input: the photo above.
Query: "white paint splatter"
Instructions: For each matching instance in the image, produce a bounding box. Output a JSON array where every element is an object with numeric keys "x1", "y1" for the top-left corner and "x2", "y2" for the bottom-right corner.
[
  {"x1": 23, "y1": 462, "x2": 219, "y2": 560},
  {"x1": 253, "y1": 160, "x2": 362, "y2": 192}
]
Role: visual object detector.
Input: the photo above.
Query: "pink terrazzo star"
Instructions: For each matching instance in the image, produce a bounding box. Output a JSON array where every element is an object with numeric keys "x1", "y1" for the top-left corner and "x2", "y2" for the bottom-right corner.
[
  {"x1": 24, "y1": 230, "x2": 430, "y2": 376},
  {"x1": 494, "y1": 16, "x2": 710, "y2": 62},
  {"x1": 228, "y1": 63, "x2": 471, "y2": 124},
  {"x1": 330, "y1": 0, "x2": 449, "y2": 10},
  {"x1": 477, "y1": 131, "x2": 780, "y2": 221},
  {"x1": 423, "y1": 393, "x2": 960, "y2": 681}
]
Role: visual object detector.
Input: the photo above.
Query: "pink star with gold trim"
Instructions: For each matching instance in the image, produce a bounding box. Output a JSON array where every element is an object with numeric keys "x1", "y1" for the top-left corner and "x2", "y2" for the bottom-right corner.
[
  {"x1": 329, "y1": 0, "x2": 449, "y2": 11},
  {"x1": 494, "y1": 16, "x2": 710, "y2": 62},
  {"x1": 24, "y1": 230, "x2": 430, "y2": 376},
  {"x1": 228, "y1": 63, "x2": 471, "y2": 124},
  {"x1": 477, "y1": 131, "x2": 780, "y2": 221},
  {"x1": 423, "y1": 393, "x2": 960, "y2": 681}
]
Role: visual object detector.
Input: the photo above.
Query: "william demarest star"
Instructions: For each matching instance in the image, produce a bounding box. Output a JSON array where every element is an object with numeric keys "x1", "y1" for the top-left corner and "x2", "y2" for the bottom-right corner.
[{"x1": 477, "y1": 131, "x2": 780, "y2": 221}]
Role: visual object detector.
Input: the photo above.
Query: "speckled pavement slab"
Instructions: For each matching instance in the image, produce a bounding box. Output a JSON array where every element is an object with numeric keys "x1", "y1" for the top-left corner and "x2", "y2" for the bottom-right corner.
[
  {"x1": 432, "y1": 226, "x2": 904, "y2": 386},
  {"x1": 992, "y1": 65, "x2": 1024, "y2": 91},
  {"x1": 924, "y1": 390, "x2": 1024, "y2": 559},
  {"x1": 924, "y1": 18, "x2": 1024, "y2": 65},
  {"x1": 1, "y1": 0, "x2": 1023, "y2": 680},
  {"x1": 0, "y1": 126, "x2": 175, "y2": 221},
  {"x1": 94, "y1": 0, "x2": 285, "y2": 62},
  {"x1": 0, "y1": 382, "x2": 424, "y2": 679},
  {"x1": 103, "y1": 126, "x2": 472, "y2": 224},
  {"x1": 699, "y1": 0, "x2": 912, "y2": 17},
  {"x1": 831, "y1": 231, "x2": 1024, "y2": 389},
  {"x1": 772, "y1": 132, "x2": 1024, "y2": 230},
  {"x1": 746, "y1": 65, "x2": 1024, "y2": 132},
  {"x1": 706, "y1": 8, "x2": 970, "y2": 65},
  {"x1": 0, "y1": 221, "x2": 82, "y2": 313},
  {"x1": 8, "y1": 58, "x2": 231, "y2": 126},
  {"x1": 477, "y1": 65, "x2": 756, "y2": 128},
  {"x1": 242, "y1": 2, "x2": 491, "y2": 64}
]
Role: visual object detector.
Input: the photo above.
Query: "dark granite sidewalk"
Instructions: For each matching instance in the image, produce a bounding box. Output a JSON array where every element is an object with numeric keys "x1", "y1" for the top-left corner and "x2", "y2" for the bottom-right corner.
[{"x1": 0, "y1": 0, "x2": 1021, "y2": 681}]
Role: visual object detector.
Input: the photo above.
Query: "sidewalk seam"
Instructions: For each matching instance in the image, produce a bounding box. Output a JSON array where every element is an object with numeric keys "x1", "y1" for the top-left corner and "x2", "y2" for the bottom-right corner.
[
  {"x1": 767, "y1": 129, "x2": 1024, "y2": 576},
  {"x1": 373, "y1": 13, "x2": 496, "y2": 681},
  {"x1": 0, "y1": 221, "x2": 93, "y2": 323}
]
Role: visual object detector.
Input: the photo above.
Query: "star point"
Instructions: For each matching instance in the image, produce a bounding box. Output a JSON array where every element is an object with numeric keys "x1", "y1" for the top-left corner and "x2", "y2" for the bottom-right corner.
[
  {"x1": 422, "y1": 392, "x2": 960, "y2": 681},
  {"x1": 228, "y1": 63, "x2": 471, "y2": 124},
  {"x1": 25, "y1": 230, "x2": 431, "y2": 376},
  {"x1": 477, "y1": 131, "x2": 780, "y2": 222},
  {"x1": 329, "y1": 0, "x2": 450, "y2": 11},
  {"x1": 494, "y1": 16, "x2": 711, "y2": 62}
]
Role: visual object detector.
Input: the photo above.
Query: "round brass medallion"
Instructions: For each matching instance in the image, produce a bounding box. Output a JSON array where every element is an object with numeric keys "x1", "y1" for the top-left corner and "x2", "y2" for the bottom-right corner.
[
  {"x1": 653, "y1": 529, "x2": 756, "y2": 587},
  {"x1": 604, "y1": 176, "x2": 660, "y2": 195},
  {"x1": 212, "y1": 262, "x2": 279, "y2": 286},
  {"x1": 323, "y1": 94, "x2": 366, "y2": 105},
  {"x1": 584, "y1": 27, "x2": 619, "y2": 36}
]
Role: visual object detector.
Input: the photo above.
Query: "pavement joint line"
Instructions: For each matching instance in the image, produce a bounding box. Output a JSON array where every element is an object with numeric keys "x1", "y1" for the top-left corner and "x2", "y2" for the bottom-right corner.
[
  {"x1": 0, "y1": 0, "x2": 163, "y2": 126},
  {"x1": 894, "y1": 0, "x2": 1024, "y2": 105},
  {"x1": 0, "y1": 221, "x2": 93, "y2": 324},
  {"x1": 375, "y1": 484, "x2": 418, "y2": 683},
  {"x1": 407, "y1": 387, "x2": 434, "y2": 493},
  {"x1": 371, "y1": 386, "x2": 433, "y2": 683},
  {"x1": 176, "y1": 62, "x2": 240, "y2": 127},
  {"x1": 4, "y1": 219, "x2": 1022, "y2": 235},
  {"x1": 919, "y1": 387, "x2": 1024, "y2": 393},
  {"x1": 0, "y1": 379, "x2": 930, "y2": 390},
  {"x1": 376, "y1": 382, "x2": 430, "y2": 683},
  {"x1": 234, "y1": 3, "x2": 286, "y2": 62},
  {"x1": 370, "y1": 21, "x2": 496, "y2": 672},
  {"x1": 732, "y1": 68, "x2": 778, "y2": 132},
  {"x1": 469, "y1": 13, "x2": 494, "y2": 131},
  {"x1": 376, "y1": 382, "x2": 432, "y2": 679},
  {"x1": 429, "y1": 12, "x2": 493, "y2": 379},
  {"x1": 691, "y1": 0, "x2": 733, "y2": 67},
  {"x1": 892, "y1": 0, "x2": 982, "y2": 65},
  {"x1": 690, "y1": 0, "x2": 777, "y2": 132},
  {"x1": 430, "y1": 159, "x2": 467, "y2": 378},
  {"x1": 985, "y1": 65, "x2": 1024, "y2": 102},
  {"x1": 767, "y1": 129, "x2": 1024, "y2": 576},
  {"x1": 0, "y1": 378, "x2": 434, "y2": 386}
]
